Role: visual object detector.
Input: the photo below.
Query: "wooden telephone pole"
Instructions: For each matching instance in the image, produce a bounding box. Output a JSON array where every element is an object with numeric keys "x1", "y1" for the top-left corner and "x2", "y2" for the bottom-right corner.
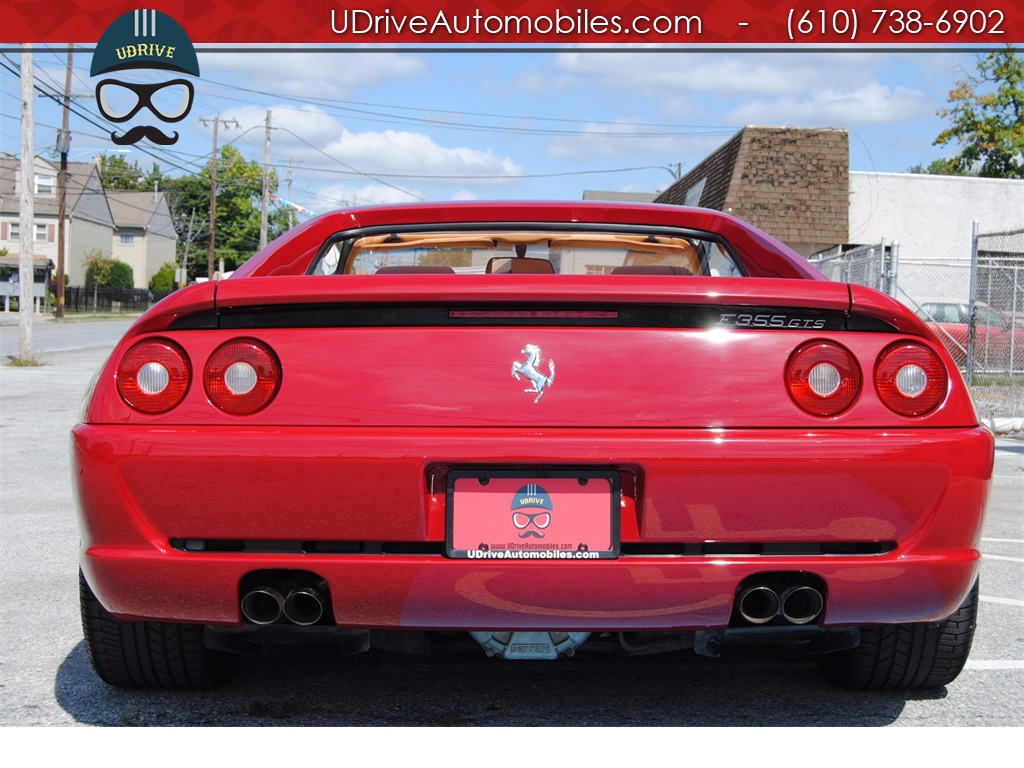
[
  {"x1": 55, "y1": 45, "x2": 73, "y2": 318},
  {"x1": 199, "y1": 116, "x2": 238, "y2": 280}
]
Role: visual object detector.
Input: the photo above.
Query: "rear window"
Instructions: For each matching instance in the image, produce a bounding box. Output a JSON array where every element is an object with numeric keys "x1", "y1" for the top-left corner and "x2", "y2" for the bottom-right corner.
[{"x1": 311, "y1": 229, "x2": 745, "y2": 278}]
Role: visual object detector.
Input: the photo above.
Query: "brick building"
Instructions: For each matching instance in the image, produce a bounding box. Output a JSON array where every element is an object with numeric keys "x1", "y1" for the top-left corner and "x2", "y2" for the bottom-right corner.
[{"x1": 654, "y1": 126, "x2": 850, "y2": 257}]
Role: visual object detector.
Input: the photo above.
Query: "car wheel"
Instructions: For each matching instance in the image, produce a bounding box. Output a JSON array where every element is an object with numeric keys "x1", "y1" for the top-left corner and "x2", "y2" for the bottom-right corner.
[
  {"x1": 816, "y1": 579, "x2": 978, "y2": 691},
  {"x1": 79, "y1": 570, "x2": 238, "y2": 690}
]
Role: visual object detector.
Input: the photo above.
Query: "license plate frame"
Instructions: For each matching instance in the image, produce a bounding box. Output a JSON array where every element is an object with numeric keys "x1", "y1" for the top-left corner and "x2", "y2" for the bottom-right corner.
[{"x1": 446, "y1": 469, "x2": 620, "y2": 560}]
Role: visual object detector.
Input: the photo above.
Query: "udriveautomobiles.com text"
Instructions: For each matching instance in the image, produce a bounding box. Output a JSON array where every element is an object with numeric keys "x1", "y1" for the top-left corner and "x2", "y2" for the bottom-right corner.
[{"x1": 330, "y1": 8, "x2": 703, "y2": 37}]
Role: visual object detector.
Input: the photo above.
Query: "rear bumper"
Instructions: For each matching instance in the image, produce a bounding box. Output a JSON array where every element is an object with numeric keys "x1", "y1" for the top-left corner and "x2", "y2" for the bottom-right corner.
[{"x1": 73, "y1": 424, "x2": 992, "y2": 630}]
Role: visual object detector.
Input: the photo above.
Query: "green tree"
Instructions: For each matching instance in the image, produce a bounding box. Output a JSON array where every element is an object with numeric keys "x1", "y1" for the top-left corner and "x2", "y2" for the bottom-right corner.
[
  {"x1": 148, "y1": 262, "x2": 177, "y2": 292},
  {"x1": 98, "y1": 155, "x2": 146, "y2": 190},
  {"x1": 99, "y1": 155, "x2": 167, "y2": 193},
  {"x1": 907, "y1": 159, "x2": 976, "y2": 176},
  {"x1": 935, "y1": 46, "x2": 1024, "y2": 179},
  {"x1": 84, "y1": 252, "x2": 134, "y2": 290},
  {"x1": 161, "y1": 146, "x2": 288, "y2": 280}
]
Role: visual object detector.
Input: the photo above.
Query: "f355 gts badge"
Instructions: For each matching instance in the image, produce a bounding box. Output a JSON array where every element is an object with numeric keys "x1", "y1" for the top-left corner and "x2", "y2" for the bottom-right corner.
[{"x1": 511, "y1": 344, "x2": 555, "y2": 403}]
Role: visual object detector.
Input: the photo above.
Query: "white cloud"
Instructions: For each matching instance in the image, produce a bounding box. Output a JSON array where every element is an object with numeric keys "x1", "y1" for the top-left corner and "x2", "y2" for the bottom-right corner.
[
  {"x1": 220, "y1": 104, "x2": 343, "y2": 148},
  {"x1": 547, "y1": 120, "x2": 727, "y2": 161},
  {"x1": 725, "y1": 83, "x2": 929, "y2": 125},
  {"x1": 310, "y1": 181, "x2": 422, "y2": 208},
  {"x1": 207, "y1": 104, "x2": 523, "y2": 193},
  {"x1": 203, "y1": 50, "x2": 425, "y2": 99},
  {"x1": 322, "y1": 129, "x2": 523, "y2": 180},
  {"x1": 553, "y1": 51, "x2": 882, "y2": 97}
]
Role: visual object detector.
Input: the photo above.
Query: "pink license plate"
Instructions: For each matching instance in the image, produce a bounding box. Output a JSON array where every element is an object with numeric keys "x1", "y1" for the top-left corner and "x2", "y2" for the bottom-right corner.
[{"x1": 447, "y1": 470, "x2": 620, "y2": 559}]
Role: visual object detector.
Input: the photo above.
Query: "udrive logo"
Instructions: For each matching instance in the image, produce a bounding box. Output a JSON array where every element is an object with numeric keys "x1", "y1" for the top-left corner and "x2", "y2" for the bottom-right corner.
[{"x1": 90, "y1": 9, "x2": 200, "y2": 146}]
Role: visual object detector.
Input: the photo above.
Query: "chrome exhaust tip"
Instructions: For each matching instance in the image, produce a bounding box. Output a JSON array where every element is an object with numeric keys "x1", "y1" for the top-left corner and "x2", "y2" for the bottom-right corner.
[
  {"x1": 780, "y1": 585, "x2": 824, "y2": 625},
  {"x1": 241, "y1": 586, "x2": 285, "y2": 625},
  {"x1": 283, "y1": 585, "x2": 325, "y2": 626},
  {"x1": 737, "y1": 585, "x2": 780, "y2": 625}
]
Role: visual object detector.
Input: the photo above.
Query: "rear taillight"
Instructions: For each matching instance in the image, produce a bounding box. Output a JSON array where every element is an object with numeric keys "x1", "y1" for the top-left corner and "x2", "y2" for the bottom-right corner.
[
  {"x1": 786, "y1": 341, "x2": 861, "y2": 417},
  {"x1": 116, "y1": 339, "x2": 191, "y2": 414},
  {"x1": 203, "y1": 339, "x2": 281, "y2": 415},
  {"x1": 875, "y1": 342, "x2": 947, "y2": 416}
]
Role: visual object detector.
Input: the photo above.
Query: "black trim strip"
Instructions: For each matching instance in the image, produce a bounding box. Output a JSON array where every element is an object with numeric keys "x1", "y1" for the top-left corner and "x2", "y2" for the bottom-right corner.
[
  {"x1": 167, "y1": 302, "x2": 886, "y2": 332},
  {"x1": 170, "y1": 538, "x2": 895, "y2": 557}
]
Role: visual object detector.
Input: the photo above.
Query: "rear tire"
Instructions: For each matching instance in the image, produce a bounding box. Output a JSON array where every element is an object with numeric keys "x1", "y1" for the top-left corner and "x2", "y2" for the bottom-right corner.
[
  {"x1": 80, "y1": 570, "x2": 238, "y2": 690},
  {"x1": 816, "y1": 579, "x2": 978, "y2": 691}
]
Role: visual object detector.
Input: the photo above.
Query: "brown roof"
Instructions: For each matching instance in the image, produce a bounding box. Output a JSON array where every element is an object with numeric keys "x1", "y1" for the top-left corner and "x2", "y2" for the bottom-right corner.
[
  {"x1": 0, "y1": 254, "x2": 55, "y2": 269},
  {"x1": 105, "y1": 190, "x2": 161, "y2": 229},
  {"x1": 0, "y1": 157, "x2": 99, "y2": 216}
]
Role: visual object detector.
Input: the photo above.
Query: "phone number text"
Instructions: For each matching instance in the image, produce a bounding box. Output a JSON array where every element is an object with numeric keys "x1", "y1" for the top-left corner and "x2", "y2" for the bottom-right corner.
[{"x1": 786, "y1": 8, "x2": 1005, "y2": 41}]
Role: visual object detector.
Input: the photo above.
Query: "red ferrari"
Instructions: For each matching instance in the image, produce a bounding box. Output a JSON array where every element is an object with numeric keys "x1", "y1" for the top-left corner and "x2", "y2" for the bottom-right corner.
[{"x1": 74, "y1": 201, "x2": 992, "y2": 691}]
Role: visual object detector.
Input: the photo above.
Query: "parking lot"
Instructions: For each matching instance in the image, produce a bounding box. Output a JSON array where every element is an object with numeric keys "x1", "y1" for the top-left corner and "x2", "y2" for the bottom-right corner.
[{"x1": 1, "y1": 318, "x2": 1021, "y2": 728}]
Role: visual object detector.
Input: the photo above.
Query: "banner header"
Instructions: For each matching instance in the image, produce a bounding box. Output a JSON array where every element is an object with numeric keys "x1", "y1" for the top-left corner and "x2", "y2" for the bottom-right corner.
[{"x1": 3, "y1": 1, "x2": 1022, "y2": 45}]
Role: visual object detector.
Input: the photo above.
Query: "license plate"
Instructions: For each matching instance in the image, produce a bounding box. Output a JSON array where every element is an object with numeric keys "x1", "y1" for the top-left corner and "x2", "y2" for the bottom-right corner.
[{"x1": 446, "y1": 470, "x2": 620, "y2": 559}]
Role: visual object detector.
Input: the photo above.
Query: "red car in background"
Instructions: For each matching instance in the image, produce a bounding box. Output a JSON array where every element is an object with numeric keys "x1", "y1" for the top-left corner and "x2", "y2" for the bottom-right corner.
[
  {"x1": 74, "y1": 201, "x2": 992, "y2": 691},
  {"x1": 917, "y1": 299, "x2": 1024, "y2": 371}
]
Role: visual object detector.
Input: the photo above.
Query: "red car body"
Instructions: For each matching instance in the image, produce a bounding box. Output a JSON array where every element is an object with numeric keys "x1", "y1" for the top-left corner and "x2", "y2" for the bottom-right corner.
[{"x1": 74, "y1": 202, "x2": 992, "y2": 690}]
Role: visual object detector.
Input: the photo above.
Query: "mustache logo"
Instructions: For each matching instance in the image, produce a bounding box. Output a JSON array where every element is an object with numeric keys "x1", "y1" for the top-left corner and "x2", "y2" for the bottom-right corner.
[
  {"x1": 518, "y1": 530, "x2": 544, "y2": 539},
  {"x1": 111, "y1": 125, "x2": 179, "y2": 145}
]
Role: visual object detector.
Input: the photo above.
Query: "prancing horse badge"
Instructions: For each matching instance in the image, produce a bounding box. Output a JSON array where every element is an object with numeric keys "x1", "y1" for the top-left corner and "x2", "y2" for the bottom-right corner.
[{"x1": 511, "y1": 344, "x2": 555, "y2": 403}]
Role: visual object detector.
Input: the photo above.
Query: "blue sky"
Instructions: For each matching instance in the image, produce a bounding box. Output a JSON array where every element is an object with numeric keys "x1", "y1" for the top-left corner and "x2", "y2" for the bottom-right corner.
[{"x1": 0, "y1": 46, "x2": 985, "y2": 215}]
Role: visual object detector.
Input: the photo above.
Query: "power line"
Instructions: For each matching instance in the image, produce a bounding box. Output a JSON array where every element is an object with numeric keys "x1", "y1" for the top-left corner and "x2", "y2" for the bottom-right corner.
[{"x1": 274, "y1": 125, "x2": 424, "y2": 201}]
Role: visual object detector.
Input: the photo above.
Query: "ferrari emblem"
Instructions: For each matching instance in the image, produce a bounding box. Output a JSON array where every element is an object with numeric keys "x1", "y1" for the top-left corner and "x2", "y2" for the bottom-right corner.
[{"x1": 511, "y1": 344, "x2": 555, "y2": 403}]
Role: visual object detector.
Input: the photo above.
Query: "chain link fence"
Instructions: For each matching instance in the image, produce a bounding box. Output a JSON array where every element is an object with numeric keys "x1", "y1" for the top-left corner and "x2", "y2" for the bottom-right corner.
[
  {"x1": 809, "y1": 239, "x2": 897, "y2": 296},
  {"x1": 968, "y1": 227, "x2": 1024, "y2": 429},
  {"x1": 813, "y1": 228, "x2": 1023, "y2": 433}
]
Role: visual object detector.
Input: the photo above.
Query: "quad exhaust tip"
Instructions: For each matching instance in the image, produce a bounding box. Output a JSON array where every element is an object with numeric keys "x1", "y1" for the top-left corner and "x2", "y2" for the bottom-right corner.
[
  {"x1": 737, "y1": 582, "x2": 824, "y2": 626},
  {"x1": 780, "y1": 585, "x2": 825, "y2": 625},
  {"x1": 737, "y1": 585, "x2": 780, "y2": 625},
  {"x1": 283, "y1": 586, "x2": 326, "y2": 626},
  {"x1": 240, "y1": 586, "x2": 284, "y2": 625}
]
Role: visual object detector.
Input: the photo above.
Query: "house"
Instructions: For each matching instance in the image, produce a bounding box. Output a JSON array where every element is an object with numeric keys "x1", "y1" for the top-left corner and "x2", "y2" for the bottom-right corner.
[
  {"x1": 106, "y1": 189, "x2": 177, "y2": 289},
  {"x1": 1, "y1": 155, "x2": 179, "y2": 295},
  {"x1": 0, "y1": 253, "x2": 54, "y2": 312},
  {"x1": 0, "y1": 156, "x2": 115, "y2": 288}
]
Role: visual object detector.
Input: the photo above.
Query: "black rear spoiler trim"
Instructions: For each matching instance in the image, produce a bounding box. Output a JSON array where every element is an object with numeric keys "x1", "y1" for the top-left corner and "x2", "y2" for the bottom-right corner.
[{"x1": 167, "y1": 302, "x2": 898, "y2": 333}]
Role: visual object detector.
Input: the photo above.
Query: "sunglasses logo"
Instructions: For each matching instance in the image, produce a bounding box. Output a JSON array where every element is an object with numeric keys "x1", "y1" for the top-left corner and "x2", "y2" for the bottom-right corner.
[
  {"x1": 90, "y1": 10, "x2": 200, "y2": 146},
  {"x1": 511, "y1": 483, "x2": 553, "y2": 539}
]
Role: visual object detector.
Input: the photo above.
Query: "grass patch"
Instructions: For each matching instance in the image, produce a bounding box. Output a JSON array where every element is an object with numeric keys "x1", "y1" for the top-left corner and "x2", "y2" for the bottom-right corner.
[
  {"x1": 4, "y1": 355, "x2": 44, "y2": 367},
  {"x1": 969, "y1": 374, "x2": 1024, "y2": 386}
]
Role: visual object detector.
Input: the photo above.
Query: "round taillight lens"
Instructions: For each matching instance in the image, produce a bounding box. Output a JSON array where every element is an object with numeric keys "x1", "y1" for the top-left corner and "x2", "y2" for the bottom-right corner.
[
  {"x1": 786, "y1": 341, "x2": 861, "y2": 417},
  {"x1": 116, "y1": 339, "x2": 191, "y2": 414},
  {"x1": 875, "y1": 342, "x2": 947, "y2": 416},
  {"x1": 204, "y1": 339, "x2": 280, "y2": 415}
]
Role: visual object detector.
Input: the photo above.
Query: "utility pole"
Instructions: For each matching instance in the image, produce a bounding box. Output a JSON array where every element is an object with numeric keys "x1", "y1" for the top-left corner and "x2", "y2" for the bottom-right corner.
[
  {"x1": 287, "y1": 160, "x2": 294, "y2": 229},
  {"x1": 179, "y1": 207, "x2": 196, "y2": 288},
  {"x1": 18, "y1": 46, "x2": 35, "y2": 361},
  {"x1": 199, "y1": 116, "x2": 238, "y2": 280},
  {"x1": 55, "y1": 45, "x2": 73, "y2": 319},
  {"x1": 259, "y1": 109, "x2": 271, "y2": 249}
]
